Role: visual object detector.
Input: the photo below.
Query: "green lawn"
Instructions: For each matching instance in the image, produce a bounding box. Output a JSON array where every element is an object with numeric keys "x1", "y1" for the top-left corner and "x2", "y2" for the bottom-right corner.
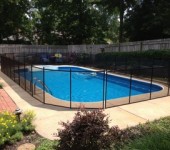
[{"x1": 123, "y1": 116, "x2": 170, "y2": 150}]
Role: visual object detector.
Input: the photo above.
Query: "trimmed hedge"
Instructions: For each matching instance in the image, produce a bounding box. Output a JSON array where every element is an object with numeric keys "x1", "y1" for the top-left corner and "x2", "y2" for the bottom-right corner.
[{"x1": 95, "y1": 50, "x2": 170, "y2": 62}]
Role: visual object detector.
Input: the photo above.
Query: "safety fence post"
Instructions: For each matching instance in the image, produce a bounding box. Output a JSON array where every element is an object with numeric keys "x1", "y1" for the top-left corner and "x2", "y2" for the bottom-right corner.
[
  {"x1": 129, "y1": 69, "x2": 132, "y2": 103},
  {"x1": 105, "y1": 69, "x2": 107, "y2": 108},
  {"x1": 43, "y1": 67, "x2": 45, "y2": 103},
  {"x1": 70, "y1": 68, "x2": 72, "y2": 109}
]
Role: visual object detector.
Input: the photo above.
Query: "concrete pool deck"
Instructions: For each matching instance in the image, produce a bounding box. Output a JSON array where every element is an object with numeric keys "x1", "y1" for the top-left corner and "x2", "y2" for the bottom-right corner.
[{"x1": 0, "y1": 70, "x2": 170, "y2": 140}]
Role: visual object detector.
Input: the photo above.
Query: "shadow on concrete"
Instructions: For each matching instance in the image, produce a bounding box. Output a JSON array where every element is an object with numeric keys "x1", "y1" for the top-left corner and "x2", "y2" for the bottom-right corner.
[{"x1": 0, "y1": 71, "x2": 79, "y2": 112}]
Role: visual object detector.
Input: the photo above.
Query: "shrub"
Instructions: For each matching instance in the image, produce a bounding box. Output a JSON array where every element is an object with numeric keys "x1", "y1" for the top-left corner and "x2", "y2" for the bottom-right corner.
[
  {"x1": 20, "y1": 110, "x2": 36, "y2": 133},
  {"x1": 0, "y1": 111, "x2": 21, "y2": 146},
  {"x1": 76, "y1": 53, "x2": 91, "y2": 65},
  {"x1": 0, "y1": 110, "x2": 35, "y2": 147},
  {"x1": 95, "y1": 50, "x2": 170, "y2": 62},
  {"x1": 10, "y1": 132, "x2": 23, "y2": 144},
  {"x1": 95, "y1": 50, "x2": 170, "y2": 68},
  {"x1": 0, "y1": 83, "x2": 3, "y2": 89},
  {"x1": 57, "y1": 110, "x2": 127, "y2": 150}
]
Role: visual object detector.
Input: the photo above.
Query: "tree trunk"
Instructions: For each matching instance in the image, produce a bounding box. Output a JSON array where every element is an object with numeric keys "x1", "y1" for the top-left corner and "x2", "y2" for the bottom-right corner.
[{"x1": 119, "y1": 0, "x2": 124, "y2": 43}]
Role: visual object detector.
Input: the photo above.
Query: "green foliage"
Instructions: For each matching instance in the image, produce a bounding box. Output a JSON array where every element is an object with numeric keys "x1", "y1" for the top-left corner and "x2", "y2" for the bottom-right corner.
[
  {"x1": 123, "y1": 117, "x2": 170, "y2": 150},
  {"x1": 1, "y1": 0, "x2": 170, "y2": 44},
  {"x1": 124, "y1": 132, "x2": 170, "y2": 150},
  {"x1": 57, "y1": 110, "x2": 127, "y2": 150},
  {"x1": 95, "y1": 50, "x2": 170, "y2": 63},
  {"x1": 0, "y1": 110, "x2": 35, "y2": 147},
  {"x1": 36, "y1": 138, "x2": 58, "y2": 150},
  {"x1": 98, "y1": 0, "x2": 136, "y2": 42},
  {"x1": 20, "y1": 110, "x2": 36, "y2": 133},
  {"x1": 124, "y1": 0, "x2": 170, "y2": 41},
  {"x1": 76, "y1": 53, "x2": 92, "y2": 64},
  {"x1": 0, "y1": 83, "x2": 3, "y2": 89},
  {"x1": 0, "y1": 0, "x2": 32, "y2": 43},
  {"x1": 10, "y1": 132, "x2": 23, "y2": 144},
  {"x1": 35, "y1": 0, "x2": 110, "y2": 44}
]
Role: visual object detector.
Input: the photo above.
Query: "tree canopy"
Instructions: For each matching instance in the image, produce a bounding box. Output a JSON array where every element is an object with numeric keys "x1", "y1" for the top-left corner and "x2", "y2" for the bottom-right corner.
[
  {"x1": 0, "y1": 0, "x2": 170, "y2": 44},
  {"x1": 124, "y1": 0, "x2": 170, "y2": 41},
  {"x1": 0, "y1": 0, "x2": 31, "y2": 44}
]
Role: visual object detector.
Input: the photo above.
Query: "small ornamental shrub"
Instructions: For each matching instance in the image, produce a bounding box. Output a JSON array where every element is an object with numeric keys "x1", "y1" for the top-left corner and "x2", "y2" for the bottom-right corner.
[
  {"x1": 0, "y1": 110, "x2": 35, "y2": 148},
  {"x1": 0, "y1": 111, "x2": 21, "y2": 146},
  {"x1": 57, "y1": 110, "x2": 126, "y2": 150},
  {"x1": 20, "y1": 110, "x2": 36, "y2": 133},
  {"x1": 0, "y1": 83, "x2": 3, "y2": 89}
]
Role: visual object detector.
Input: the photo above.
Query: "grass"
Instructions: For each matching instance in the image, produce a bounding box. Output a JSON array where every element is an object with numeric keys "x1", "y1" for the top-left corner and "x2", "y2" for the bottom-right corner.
[
  {"x1": 123, "y1": 116, "x2": 170, "y2": 150},
  {"x1": 36, "y1": 138, "x2": 58, "y2": 150},
  {"x1": 124, "y1": 132, "x2": 170, "y2": 150}
]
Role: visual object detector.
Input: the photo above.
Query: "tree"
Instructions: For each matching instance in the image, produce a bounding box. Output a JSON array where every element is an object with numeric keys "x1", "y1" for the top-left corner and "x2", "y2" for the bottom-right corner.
[
  {"x1": 0, "y1": 0, "x2": 32, "y2": 44},
  {"x1": 95, "y1": 0, "x2": 135, "y2": 43},
  {"x1": 34, "y1": 0, "x2": 110, "y2": 44},
  {"x1": 124, "y1": 0, "x2": 170, "y2": 41},
  {"x1": 0, "y1": 0, "x2": 120, "y2": 44}
]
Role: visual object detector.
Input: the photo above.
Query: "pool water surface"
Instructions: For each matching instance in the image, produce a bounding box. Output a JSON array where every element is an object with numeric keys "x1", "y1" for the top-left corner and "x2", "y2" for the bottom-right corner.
[{"x1": 21, "y1": 65, "x2": 162, "y2": 102}]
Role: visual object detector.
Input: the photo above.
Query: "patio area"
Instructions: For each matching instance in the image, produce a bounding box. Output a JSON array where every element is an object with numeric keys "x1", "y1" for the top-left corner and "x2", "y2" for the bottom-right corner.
[
  {"x1": 0, "y1": 87, "x2": 17, "y2": 112},
  {"x1": 0, "y1": 70, "x2": 170, "y2": 140}
]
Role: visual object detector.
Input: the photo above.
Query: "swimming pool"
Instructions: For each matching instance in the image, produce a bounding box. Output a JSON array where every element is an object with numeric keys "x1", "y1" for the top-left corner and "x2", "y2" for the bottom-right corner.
[{"x1": 21, "y1": 65, "x2": 163, "y2": 102}]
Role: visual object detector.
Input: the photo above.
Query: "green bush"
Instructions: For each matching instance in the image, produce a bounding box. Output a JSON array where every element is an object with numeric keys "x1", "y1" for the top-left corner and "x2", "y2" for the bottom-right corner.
[
  {"x1": 20, "y1": 110, "x2": 36, "y2": 133},
  {"x1": 95, "y1": 50, "x2": 170, "y2": 63},
  {"x1": 94, "y1": 50, "x2": 170, "y2": 69},
  {"x1": 0, "y1": 83, "x2": 3, "y2": 89},
  {"x1": 76, "y1": 53, "x2": 91, "y2": 64},
  {"x1": 0, "y1": 110, "x2": 35, "y2": 147},
  {"x1": 10, "y1": 132, "x2": 23, "y2": 144},
  {"x1": 57, "y1": 110, "x2": 127, "y2": 150}
]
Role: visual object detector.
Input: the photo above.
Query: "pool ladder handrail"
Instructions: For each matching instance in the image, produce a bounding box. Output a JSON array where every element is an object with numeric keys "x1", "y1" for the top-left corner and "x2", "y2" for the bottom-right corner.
[{"x1": 33, "y1": 78, "x2": 52, "y2": 95}]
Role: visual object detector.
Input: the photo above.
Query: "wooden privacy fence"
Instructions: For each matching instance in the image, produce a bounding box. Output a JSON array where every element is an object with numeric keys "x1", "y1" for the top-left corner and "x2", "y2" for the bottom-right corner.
[
  {"x1": 104, "y1": 38, "x2": 170, "y2": 53},
  {"x1": 0, "y1": 45, "x2": 68, "y2": 54},
  {"x1": 0, "y1": 38, "x2": 170, "y2": 54}
]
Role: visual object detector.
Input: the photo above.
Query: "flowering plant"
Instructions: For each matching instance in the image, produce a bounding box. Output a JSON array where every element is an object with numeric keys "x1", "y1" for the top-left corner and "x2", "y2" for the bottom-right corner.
[{"x1": 0, "y1": 110, "x2": 35, "y2": 146}]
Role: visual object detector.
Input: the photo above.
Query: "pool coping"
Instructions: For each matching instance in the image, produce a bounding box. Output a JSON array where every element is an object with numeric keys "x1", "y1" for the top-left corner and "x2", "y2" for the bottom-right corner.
[{"x1": 1, "y1": 69, "x2": 170, "y2": 140}]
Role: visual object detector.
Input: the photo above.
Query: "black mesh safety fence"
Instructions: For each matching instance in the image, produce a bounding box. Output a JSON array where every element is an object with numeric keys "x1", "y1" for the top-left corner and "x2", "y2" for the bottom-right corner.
[
  {"x1": 70, "y1": 70, "x2": 105, "y2": 109},
  {"x1": 1, "y1": 53, "x2": 170, "y2": 109},
  {"x1": 129, "y1": 67, "x2": 152, "y2": 103},
  {"x1": 31, "y1": 66, "x2": 44, "y2": 103},
  {"x1": 151, "y1": 66, "x2": 169, "y2": 99},
  {"x1": 43, "y1": 68, "x2": 71, "y2": 108},
  {"x1": 105, "y1": 69, "x2": 130, "y2": 108}
]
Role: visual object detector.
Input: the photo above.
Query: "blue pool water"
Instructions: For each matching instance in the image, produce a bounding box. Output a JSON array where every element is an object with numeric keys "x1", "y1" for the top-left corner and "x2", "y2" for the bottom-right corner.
[{"x1": 22, "y1": 66, "x2": 162, "y2": 102}]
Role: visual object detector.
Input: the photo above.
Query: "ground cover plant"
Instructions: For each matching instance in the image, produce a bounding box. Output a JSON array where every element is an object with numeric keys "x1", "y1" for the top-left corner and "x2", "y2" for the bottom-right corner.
[
  {"x1": 123, "y1": 116, "x2": 170, "y2": 150},
  {"x1": 0, "y1": 110, "x2": 35, "y2": 148}
]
